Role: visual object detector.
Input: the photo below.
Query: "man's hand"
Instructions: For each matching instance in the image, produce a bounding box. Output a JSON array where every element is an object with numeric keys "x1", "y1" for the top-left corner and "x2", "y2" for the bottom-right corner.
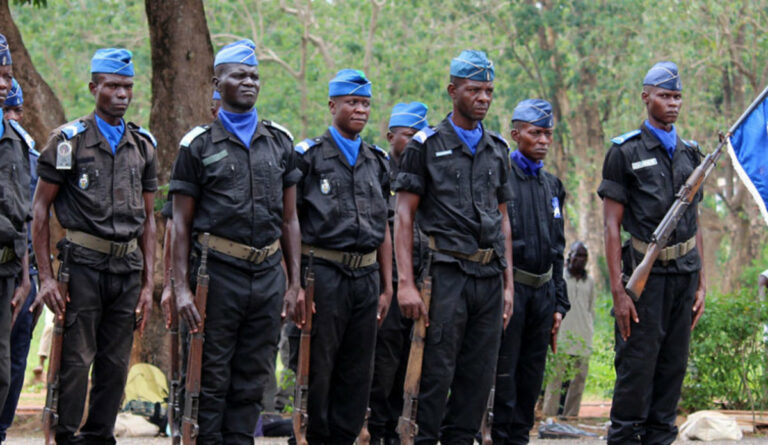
[
  {"x1": 135, "y1": 283, "x2": 153, "y2": 336},
  {"x1": 691, "y1": 284, "x2": 706, "y2": 330},
  {"x1": 550, "y1": 312, "x2": 563, "y2": 353},
  {"x1": 30, "y1": 276, "x2": 67, "y2": 319},
  {"x1": 612, "y1": 287, "x2": 638, "y2": 341},
  {"x1": 376, "y1": 287, "x2": 393, "y2": 328},
  {"x1": 502, "y1": 286, "x2": 514, "y2": 329},
  {"x1": 160, "y1": 284, "x2": 173, "y2": 329},
  {"x1": 10, "y1": 278, "x2": 31, "y2": 327},
  {"x1": 398, "y1": 282, "x2": 427, "y2": 325},
  {"x1": 289, "y1": 287, "x2": 313, "y2": 328},
  {"x1": 176, "y1": 286, "x2": 201, "y2": 333}
]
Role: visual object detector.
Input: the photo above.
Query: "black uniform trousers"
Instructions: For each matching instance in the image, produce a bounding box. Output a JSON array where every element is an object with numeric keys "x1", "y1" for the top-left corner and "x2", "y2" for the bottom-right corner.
[
  {"x1": 302, "y1": 259, "x2": 379, "y2": 445},
  {"x1": 416, "y1": 262, "x2": 502, "y2": 445},
  {"x1": 0, "y1": 276, "x2": 14, "y2": 413},
  {"x1": 492, "y1": 280, "x2": 555, "y2": 445},
  {"x1": 608, "y1": 271, "x2": 697, "y2": 445},
  {"x1": 369, "y1": 282, "x2": 411, "y2": 443},
  {"x1": 194, "y1": 256, "x2": 284, "y2": 445},
  {"x1": 56, "y1": 262, "x2": 140, "y2": 445}
]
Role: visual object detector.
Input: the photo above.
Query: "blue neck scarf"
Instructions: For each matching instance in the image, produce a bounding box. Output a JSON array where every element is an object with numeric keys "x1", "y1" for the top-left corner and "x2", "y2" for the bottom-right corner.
[
  {"x1": 329, "y1": 125, "x2": 362, "y2": 166},
  {"x1": 644, "y1": 120, "x2": 677, "y2": 159},
  {"x1": 448, "y1": 113, "x2": 483, "y2": 154},
  {"x1": 218, "y1": 107, "x2": 259, "y2": 149},
  {"x1": 510, "y1": 149, "x2": 543, "y2": 177},
  {"x1": 95, "y1": 114, "x2": 125, "y2": 155},
  {"x1": 0, "y1": 109, "x2": 4, "y2": 139}
]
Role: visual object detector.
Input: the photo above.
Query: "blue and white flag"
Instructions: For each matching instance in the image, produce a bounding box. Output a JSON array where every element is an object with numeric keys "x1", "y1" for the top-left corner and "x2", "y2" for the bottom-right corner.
[{"x1": 727, "y1": 89, "x2": 768, "y2": 224}]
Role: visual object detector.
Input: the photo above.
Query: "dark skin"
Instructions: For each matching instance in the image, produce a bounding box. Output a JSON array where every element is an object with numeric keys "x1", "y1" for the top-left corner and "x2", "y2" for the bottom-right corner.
[
  {"x1": 0, "y1": 65, "x2": 13, "y2": 103},
  {"x1": 4, "y1": 104, "x2": 23, "y2": 122},
  {"x1": 328, "y1": 95, "x2": 371, "y2": 139},
  {"x1": 604, "y1": 86, "x2": 705, "y2": 340},
  {"x1": 387, "y1": 126, "x2": 418, "y2": 165},
  {"x1": 160, "y1": 218, "x2": 173, "y2": 328},
  {"x1": 90, "y1": 73, "x2": 133, "y2": 125},
  {"x1": 447, "y1": 76, "x2": 493, "y2": 130},
  {"x1": 213, "y1": 63, "x2": 259, "y2": 114},
  {"x1": 566, "y1": 242, "x2": 588, "y2": 279},
  {"x1": 511, "y1": 119, "x2": 562, "y2": 351}
]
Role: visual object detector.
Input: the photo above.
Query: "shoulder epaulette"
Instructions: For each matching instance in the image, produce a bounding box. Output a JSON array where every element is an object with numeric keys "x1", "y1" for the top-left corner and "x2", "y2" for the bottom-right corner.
[
  {"x1": 60, "y1": 121, "x2": 87, "y2": 140},
  {"x1": 371, "y1": 144, "x2": 389, "y2": 159},
  {"x1": 489, "y1": 130, "x2": 510, "y2": 149},
  {"x1": 683, "y1": 139, "x2": 704, "y2": 157},
  {"x1": 8, "y1": 119, "x2": 35, "y2": 150},
  {"x1": 412, "y1": 126, "x2": 437, "y2": 144},
  {"x1": 295, "y1": 138, "x2": 320, "y2": 154},
  {"x1": 130, "y1": 124, "x2": 157, "y2": 147},
  {"x1": 611, "y1": 129, "x2": 641, "y2": 145},
  {"x1": 264, "y1": 120, "x2": 294, "y2": 141},
  {"x1": 179, "y1": 125, "x2": 209, "y2": 148},
  {"x1": 29, "y1": 147, "x2": 40, "y2": 158}
]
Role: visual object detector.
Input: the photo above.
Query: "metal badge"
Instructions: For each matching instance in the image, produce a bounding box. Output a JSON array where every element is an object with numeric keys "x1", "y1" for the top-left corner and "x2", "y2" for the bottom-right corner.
[
  {"x1": 56, "y1": 141, "x2": 73, "y2": 170},
  {"x1": 320, "y1": 178, "x2": 331, "y2": 195},
  {"x1": 551, "y1": 197, "x2": 561, "y2": 219},
  {"x1": 78, "y1": 173, "x2": 89, "y2": 190}
]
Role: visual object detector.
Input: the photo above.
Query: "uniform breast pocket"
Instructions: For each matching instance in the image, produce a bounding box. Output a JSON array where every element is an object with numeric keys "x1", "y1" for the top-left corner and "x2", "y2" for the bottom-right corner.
[
  {"x1": 127, "y1": 167, "x2": 144, "y2": 212},
  {"x1": 75, "y1": 165, "x2": 106, "y2": 209},
  {"x1": 368, "y1": 178, "x2": 387, "y2": 219},
  {"x1": 205, "y1": 155, "x2": 244, "y2": 199},
  {"x1": 481, "y1": 168, "x2": 500, "y2": 210}
]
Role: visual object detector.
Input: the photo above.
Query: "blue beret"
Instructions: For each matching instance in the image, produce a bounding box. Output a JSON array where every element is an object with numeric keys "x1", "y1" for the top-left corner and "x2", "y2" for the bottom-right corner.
[
  {"x1": 214, "y1": 39, "x2": 258, "y2": 67},
  {"x1": 0, "y1": 34, "x2": 10, "y2": 66},
  {"x1": 5, "y1": 78, "x2": 22, "y2": 107},
  {"x1": 91, "y1": 48, "x2": 134, "y2": 76},
  {"x1": 212, "y1": 90, "x2": 221, "y2": 101},
  {"x1": 643, "y1": 61, "x2": 681, "y2": 91},
  {"x1": 329, "y1": 69, "x2": 371, "y2": 98},
  {"x1": 388, "y1": 102, "x2": 428, "y2": 130},
  {"x1": 450, "y1": 50, "x2": 494, "y2": 82},
  {"x1": 512, "y1": 99, "x2": 553, "y2": 128}
]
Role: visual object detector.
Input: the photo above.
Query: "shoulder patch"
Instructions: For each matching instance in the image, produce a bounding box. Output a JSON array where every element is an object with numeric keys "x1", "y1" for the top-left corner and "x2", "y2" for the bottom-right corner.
[
  {"x1": 611, "y1": 129, "x2": 641, "y2": 145},
  {"x1": 413, "y1": 126, "x2": 436, "y2": 144},
  {"x1": 371, "y1": 144, "x2": 389, "y2": 159},
  {"x1": 179, "y1": 126, "x2": 209, "y2": 148},
  {"x1": 60, "y1": 121, "x2": 87, "y2": 140},
  {"x1": 489, "y1": 130, "x2": 510, "y2": 149},
  {"x1": 8, "y1": 120, "x2": 35, "y2": 150},
  {"x1": 264, "y1": 120, "x2": 294, "y2": 141},
  {"x1": 295, "y1": 138, "x2": 319, "y2": 154},
  {"x1": 135, "y1": 126, "x2": 157, "y2": 147},
  {"x1": 683, "y1": 139, "x2": 704, "y2": 157}
]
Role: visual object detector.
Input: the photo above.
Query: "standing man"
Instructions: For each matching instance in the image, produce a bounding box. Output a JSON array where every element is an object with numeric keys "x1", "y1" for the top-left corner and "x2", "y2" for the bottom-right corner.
[
  {"x1": 492, "y1": 99, "x2": 569, "y2": 444},
  {"x1": 394, "y1": 50, "x2": 515, "y2": 445},
  {"x1": 288, "y1": 68, "x2": 393, "y2": 444},
  {"x1": 369, "y1": 102, "x2": 429, "y2": 445},
  {"x1": 170, "y1": 39, "x2": 302, "y2": 445},
  {"x1": 0, "y1": 35, "x2": 34, "y2": 414},
  {"x1": 31, "y1": 48, "x2": 157, "y2": 445},
  {"x1": 597, "y1": 61, "x2": 706, "y2": 445},
  {"x1": 542, "y1": 241, "x2": 595, "y2": 418}
]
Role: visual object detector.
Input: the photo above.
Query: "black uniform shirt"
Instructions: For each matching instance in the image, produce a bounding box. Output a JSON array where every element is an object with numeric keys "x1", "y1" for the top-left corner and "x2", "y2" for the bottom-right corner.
[
  {"x1": 37, "y1": 113, "x2": 158, "y2": 273},
  {"x1": 170, "y1": 119, "x2": 301, "y2": 270},
  {"x1": 394, "y1": 116, "x2": 513, "y2": 277},
  {"x1": 295, "y1": 129, "x2": 390, "y2": 256},
  {"x1": 0, "y1": 120, "x2": 32, "y2": 277},
  {"x1": 597, "y1": 124, "x2": 702, "y2": 274},
  {"x1": 389, "y1": 156, "x2": 428, "y2": 284},
  {"x1": 508, "y1": 163, "x2": 569, "y2": 314}
]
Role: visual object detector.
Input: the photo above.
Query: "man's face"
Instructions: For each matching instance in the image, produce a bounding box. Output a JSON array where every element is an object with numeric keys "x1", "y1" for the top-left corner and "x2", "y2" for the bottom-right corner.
[
  {"x1": 4, "y1": 105, "x2": 22, "y2": 122},
  {"x1": 510, "y1": 121, "x2": 554, "y2": 162},
  {"x1": 448, "y1": 78, "x2": 493, "y2": 122},
  {"x1": 329, "y1": 95, "x2": 370, "y2": 138},
  {"x1": 89, "y1": 73, "x2": 133, "y2": 122},
  {"x1": 387, "y1": 126, "x2": 418, "y2": 162},
  {"x1": 642, "y1": 86, "x2": 682, "y2": 127},
  {"x1": 214, "y1": 64, "x2": 260, "y2": 113},
  {"x1": 568, "y1": 245, "x2": 588, "y2": 273},
  {"x1": 0, "y1": 65, "x2": 13, "y2": 104}
]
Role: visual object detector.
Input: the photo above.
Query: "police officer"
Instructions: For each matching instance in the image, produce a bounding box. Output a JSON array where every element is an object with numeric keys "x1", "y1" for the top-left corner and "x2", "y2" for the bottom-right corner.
[
  {"x1": 492, "y1": 99, "x2": 569, "y2": 444},
  {"x1": 288, "y1": 68, "x2": 392, "y2": 444},
  {"x1": 369, "y1": 102, "x2": 430, "y2": 445},
  {"x1": 31, "y1": 48, "x2": 157, "y2": 445},
  {"x1": 0, "y1": 78, "x2": 41, "y2": 443},
  {"x1": 170, "y1": 40, "x2": 302, "y2": 445},
  {"x1": 597, "y1": 61, "x2": 706, "y2": 445},
  {"x1": 394, "y1": 50, "x2": 514, "y2": 445}
]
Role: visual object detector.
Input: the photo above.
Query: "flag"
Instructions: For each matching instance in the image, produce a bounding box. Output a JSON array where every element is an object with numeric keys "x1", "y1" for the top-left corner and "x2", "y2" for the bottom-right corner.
[{"x1": 727, "y1": 88, "x2": 768, "y2": 225}]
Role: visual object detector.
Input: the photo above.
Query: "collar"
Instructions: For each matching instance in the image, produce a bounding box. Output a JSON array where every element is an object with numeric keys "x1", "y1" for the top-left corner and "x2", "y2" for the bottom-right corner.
[
  {"x1": 437, "y1": 115, "x2": 491, "y2": 157},
  {"x1": 210, "y1": 118, "x2": 271, "y2": 146},
  {"x1": 510, "y1": 149, "x2": 544, "y2": 177},
  {"x1": 639, "y1": 123, "x2": 683, "y2": 154},
  {"x1": 0, "y1": 119, "x2": 20, "y2": 143},
  {"x1": 83, "y1": 112, "x2": 134, "y2": 154},
  {"x1": 320, "y1": 129, "x2": 375, "y2": 163}
]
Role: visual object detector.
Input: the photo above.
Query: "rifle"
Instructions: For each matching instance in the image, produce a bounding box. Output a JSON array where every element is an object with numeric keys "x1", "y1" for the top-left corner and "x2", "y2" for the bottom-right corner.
[
  {"x1": 397, "y1": 254, "x2": 432, "y2": 445},
  {"x1": 293, "y1": 253, "x2": 315, "y2": 445},
  {"x1": 168, "y1": 273, "x2": 181, "y2": 445},
  {"x1": 625, "y1": 85, "x2": 768, "y2": 301},
  {"x1": 42, "y1": 244, "x2": 70, "y2": 445},
  {"x1": 479, "y1": 377, "x2": 495, "y2": 445},
  {"x1": 181, "y1": 233, "x2": 210, "y2": 445}
]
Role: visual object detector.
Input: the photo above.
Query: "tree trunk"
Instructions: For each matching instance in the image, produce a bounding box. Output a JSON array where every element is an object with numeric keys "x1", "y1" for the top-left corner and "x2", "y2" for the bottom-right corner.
[
  {"x1": 0, "y1": 0, "x2": 66, "y2": 142},
  {"x1": 144, "y1": 0, "x2": 214, "y2": 184}
]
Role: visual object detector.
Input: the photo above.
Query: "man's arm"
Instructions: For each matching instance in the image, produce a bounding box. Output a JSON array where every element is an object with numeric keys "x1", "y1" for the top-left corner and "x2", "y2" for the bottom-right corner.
[
  {"x1": 161, "y1": 218, "x2": 173, "y2": 328},
  {"x1": 29, "y1": 179, "x2": 64, "y2": 317},
  {"x1": 499, "y1": 202, "x2": 514, "y2": 329},
  {"x1": 135, "y1": 191, "x2": 156, "y2": 336},
  {"x1": 11, "y1": 238, "x2": 30, "y2": 324},
  {"x1": 172, "y1": 194, "x2": 200, "y2": 332},
  {"x1": 691, "y1": 220, "x2": 706, "y2": 330},
  {"x1": 604, "y1": 197, "x2": 637, "y2": 341},
  {"x1": 376, "y1": 223, "x2": 393, "y2": 327},
  {"x1": 395, "y1": 191, "x2": 425, "y2": 322},
  {"x1": 280, "y1": 185, "x2": 304, "y2": 326}
]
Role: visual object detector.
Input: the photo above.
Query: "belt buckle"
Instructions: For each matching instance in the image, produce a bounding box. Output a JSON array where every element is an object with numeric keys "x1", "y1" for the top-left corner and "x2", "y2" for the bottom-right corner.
[
  {"x1": 342, "y1": 252, "x2": 362, "y2": 269},
  {"x1": 247, "y1": 246, "x2": 267, "y2": 264},
  {"x1": 110, "y1": 242, "x2": 128, "y2": 258},
  {"x1": 481, "y1": 249, "x2": 493, "y2": 265}
]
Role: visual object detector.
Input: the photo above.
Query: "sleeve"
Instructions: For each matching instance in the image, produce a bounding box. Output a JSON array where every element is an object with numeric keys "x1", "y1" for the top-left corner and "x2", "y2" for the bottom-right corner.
[
  {"x1": 142, "y1": 144, "x2": 158, "y2": 192},
  {"x1": 169, "y1": 142, "x2": 202, "y2": 199},
  {"x1": 282, "y1": 143, "x2": 302, "y2": 188},
  {"x1": 161, "y1": 199, "x2": 173, "y2": 219},
  {"x1": 295, "y1": 151, "x2": 310, "y2": 209},
  {"x1": 380, "y1": 154, "x2": 391, "y2": 201},
  {"x1": 552, "y1": 179, "x2": 569, "y2": 315},
  {"x1": 36, "y1": 133, "x2": 67, "y2": 185},
  {"x1": 596, "y1": 144, "x2": 630, "y2": 204},
  {"x1": 393, "y1": 140, "x2": 426, "y2": 195},
  {"x1": 497, "y1": 148, "x2": 513, "y2": 203}
]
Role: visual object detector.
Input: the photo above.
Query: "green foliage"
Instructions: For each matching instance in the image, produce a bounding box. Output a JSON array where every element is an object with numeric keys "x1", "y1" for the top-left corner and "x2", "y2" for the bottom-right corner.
[
  {"x1": 14, "y1": 0, "x2": 46, "y2": 7},
  {"x1": 584, "y1": 289, "x2": 617, "y2": 399}
]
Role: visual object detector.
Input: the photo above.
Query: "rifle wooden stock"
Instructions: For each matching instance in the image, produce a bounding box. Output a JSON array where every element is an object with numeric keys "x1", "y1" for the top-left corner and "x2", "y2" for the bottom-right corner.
[
  {"x1": 182, "y1": 234, "x2": 210, "y2": 445},
  {"x1": 293, "y1": 258, "x2": 314, "y2": 445},
  {"x1": 43, "y1": 247, "x2": 70, "y2": 445},
  {"x1": 479, "y1": 382, "x2": 495, "y2": 445},
  {"x1": 168, "y1": 278, "x2": 181, "y2": 445},
  {"x1": 397, "y1": 275, "x2": 432, "y2": 445}
]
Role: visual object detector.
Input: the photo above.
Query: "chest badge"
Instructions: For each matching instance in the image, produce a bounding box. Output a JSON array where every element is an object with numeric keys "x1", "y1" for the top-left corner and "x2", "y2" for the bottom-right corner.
[
  {"x1": 320, "y1": 178, "x2": 331, "y2": 195},
  {"x1": 551, "y1": 197, "x2": 561, "y2": 219},
  {"x1": 78, "y1": 173, "x2": 89, "y2": 190},
  {"x1": 56, "y1": 141, "x2": 73, "y2": 170}
]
